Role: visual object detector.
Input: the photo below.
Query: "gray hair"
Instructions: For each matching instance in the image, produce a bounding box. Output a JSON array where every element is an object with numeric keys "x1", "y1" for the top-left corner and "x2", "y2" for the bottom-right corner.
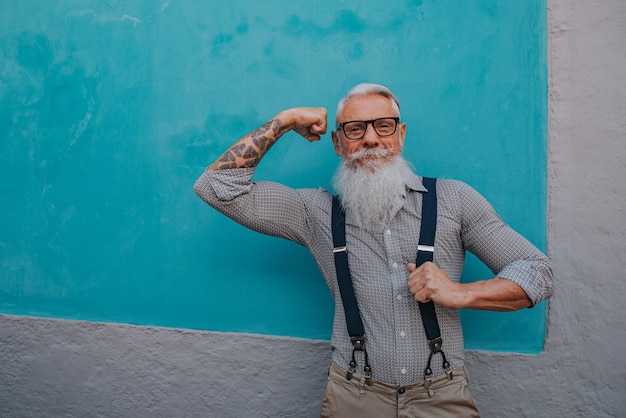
[{"x1": 335, "y1": 83, "x2": 401, "y2": 123}]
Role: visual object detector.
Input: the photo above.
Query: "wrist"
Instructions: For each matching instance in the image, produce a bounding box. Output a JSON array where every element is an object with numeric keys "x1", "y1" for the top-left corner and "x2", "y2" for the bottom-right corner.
[
  {"x1": 274, "y1": 109, "x2": 295, "y2": 132},
  {"x1": 458, "y1": 284, "x2": 475, "y2": 309}
]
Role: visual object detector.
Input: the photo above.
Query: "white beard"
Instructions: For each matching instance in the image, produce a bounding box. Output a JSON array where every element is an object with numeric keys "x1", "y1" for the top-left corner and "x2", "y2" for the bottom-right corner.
[{"x1": 332, "y1": 149, "x2": 414, "y2": 228}]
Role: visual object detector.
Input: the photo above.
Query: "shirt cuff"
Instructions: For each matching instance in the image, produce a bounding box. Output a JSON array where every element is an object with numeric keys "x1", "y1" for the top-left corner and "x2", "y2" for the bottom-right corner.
[{"x1": 497, "y1": 259, "x2": 553, "y2": 307}]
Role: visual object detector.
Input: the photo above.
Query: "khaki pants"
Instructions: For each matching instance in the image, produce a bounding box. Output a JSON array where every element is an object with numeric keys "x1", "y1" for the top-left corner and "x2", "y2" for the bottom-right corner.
[{"x1": 320, "y1": 363, "x2": 480, "y2": 418}]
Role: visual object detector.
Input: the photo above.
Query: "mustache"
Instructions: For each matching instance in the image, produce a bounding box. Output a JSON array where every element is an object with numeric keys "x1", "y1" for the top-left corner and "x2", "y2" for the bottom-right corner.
[{"x1": 345, "y1": 147, "x2": 393, "y2": 162}]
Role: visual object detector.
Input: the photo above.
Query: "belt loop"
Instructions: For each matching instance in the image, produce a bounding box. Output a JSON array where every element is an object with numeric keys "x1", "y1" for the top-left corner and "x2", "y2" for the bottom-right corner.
[{"x1": 359, "y1": 375, "x2": 366, "y2": 397}]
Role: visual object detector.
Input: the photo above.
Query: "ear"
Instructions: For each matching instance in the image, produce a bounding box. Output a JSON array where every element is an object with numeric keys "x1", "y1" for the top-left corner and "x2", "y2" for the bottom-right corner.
[
  {"x1": 331, "y1": 130, "x2": 342, "y2": 157},
  {"x1": 399, "y1": 122, "x2": 407, "y2": 148}
]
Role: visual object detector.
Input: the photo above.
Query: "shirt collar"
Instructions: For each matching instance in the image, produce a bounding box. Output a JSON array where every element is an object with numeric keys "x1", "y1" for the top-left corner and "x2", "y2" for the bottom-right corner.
[{"x1": 404, "y1": 171, "x2": 428, "y2": 194}]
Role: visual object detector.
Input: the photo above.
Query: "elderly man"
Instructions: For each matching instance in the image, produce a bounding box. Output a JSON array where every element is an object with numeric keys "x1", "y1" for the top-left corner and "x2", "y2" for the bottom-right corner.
[{"x1": 194, "y1": 83, "x2": 554, "y2": 417}]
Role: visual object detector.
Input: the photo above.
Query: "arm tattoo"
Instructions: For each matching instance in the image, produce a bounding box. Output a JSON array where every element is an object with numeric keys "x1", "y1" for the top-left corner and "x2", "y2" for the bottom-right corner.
[{"x1": 214, "y1": 119, "x2": 284, "y2": 170}]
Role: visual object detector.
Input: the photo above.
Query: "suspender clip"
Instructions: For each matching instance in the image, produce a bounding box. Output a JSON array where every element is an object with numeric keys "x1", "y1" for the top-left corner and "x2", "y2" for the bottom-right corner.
[
  {"x1": 346, "y1": 336, "x2": 373, "y2": 385},
  {"x1": 424, "y1": 338, "x2": 453, "y2": 383},
  {"x1": 346, "y1": 360, "x2": 356, "y2": 381},
  {"x1": 444, "y1": 360, "x2": 453, "y2": 380},
  {"x1": 363, "y1": 364, "x2": 373, "y2": 386},
  {"x1": 424, "y1": 367, "x2": 433, "y2": 389}
]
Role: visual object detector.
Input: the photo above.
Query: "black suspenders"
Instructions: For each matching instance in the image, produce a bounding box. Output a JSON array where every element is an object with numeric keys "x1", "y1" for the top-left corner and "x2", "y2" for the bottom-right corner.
[
  {"x1": 331, "y1": 194, "x2": 372, "y2": 384},
  {"x1": 414, "y1": 177, "x2": 453, "y2": 385},
  {"x1": 331, "y1": 177, "x2": 452, "y2": 387}
]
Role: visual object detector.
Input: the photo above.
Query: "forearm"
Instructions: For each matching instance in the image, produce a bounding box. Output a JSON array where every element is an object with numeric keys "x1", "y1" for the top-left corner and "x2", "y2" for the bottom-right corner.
[
  {"x1": 459, "y1": 277, "x2": 532, "y2": 311},
  {"x1": 208, "y1": 107, "x2": 327, "y2": 171},
  {"x1": 209, "y1": 117, "x2": 287, "y2": 171},
  {"x1": 408, "y1": 262, "x2": 533, "y2": 311}
]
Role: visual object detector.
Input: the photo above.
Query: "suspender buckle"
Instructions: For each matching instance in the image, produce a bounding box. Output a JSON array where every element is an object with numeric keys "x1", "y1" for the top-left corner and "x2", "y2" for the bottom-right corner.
[
  {"x1": 417, "y1": 244, "x2": 435, "y2": 253},
  {"x1": 428, "y1": 337, "x2": 443, "y2": 353}
]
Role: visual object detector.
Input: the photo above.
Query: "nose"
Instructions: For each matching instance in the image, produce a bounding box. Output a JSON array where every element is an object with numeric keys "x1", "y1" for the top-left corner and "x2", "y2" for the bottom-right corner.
[{"x1": 360, "y1": 123, "x2": 380, "y2": 147}]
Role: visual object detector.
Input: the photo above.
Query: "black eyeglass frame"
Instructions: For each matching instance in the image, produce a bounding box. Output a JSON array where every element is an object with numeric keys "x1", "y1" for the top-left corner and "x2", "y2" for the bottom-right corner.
[{"x1": 335, "y1": 117, "x2": 401, "y2": 140}]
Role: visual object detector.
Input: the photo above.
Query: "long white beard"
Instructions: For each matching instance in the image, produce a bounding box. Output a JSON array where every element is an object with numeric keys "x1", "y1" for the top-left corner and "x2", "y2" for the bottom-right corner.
[{"x1": 332, "y1": 149, "x2": 414, "y2": 228}]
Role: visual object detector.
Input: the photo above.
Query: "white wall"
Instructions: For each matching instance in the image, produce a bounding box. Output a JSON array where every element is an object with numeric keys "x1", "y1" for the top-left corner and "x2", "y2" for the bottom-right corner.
[{"x1": 1, "y1": 1, "x2": 625, "y2": 416}]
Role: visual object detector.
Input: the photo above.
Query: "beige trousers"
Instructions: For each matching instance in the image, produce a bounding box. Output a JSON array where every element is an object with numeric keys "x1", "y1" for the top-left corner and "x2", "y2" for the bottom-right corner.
[{"x1": 320, "y1": 362, "x2": 480, "y2": 418}]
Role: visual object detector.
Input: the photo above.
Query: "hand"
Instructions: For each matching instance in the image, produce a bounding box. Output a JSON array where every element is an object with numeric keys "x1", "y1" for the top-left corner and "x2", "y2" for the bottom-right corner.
[
  {"x1": 277, "y1": 107, "x2": 328, "y2": 142},
  {"x1": 407, "y1": 262, "x2": 466, "y2": 309}
]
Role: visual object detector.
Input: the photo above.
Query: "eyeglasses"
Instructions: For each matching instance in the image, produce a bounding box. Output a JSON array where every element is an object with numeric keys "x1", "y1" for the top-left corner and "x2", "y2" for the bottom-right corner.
[{"x1": 336, "y1": 117, "x2": 400, "y2": 140}]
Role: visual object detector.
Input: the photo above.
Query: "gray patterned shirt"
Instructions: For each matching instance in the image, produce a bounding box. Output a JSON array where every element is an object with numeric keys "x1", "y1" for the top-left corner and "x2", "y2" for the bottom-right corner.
[{"x1": 194, "y1": 167, "x2": 554, "y2": 385}]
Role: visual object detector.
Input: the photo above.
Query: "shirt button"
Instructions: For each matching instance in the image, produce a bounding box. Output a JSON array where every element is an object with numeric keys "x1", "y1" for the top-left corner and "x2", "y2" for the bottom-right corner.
[
  {"x1": 400, "y1": 331, "x2": 406, "y2": 338},
  {"x1": 392, "y1": 262, "x2": 398, "y2": 269},
  {"x1": 398, "y1": 387, "x2": 406, "y2": 394},
  {"x1": 397, "y1": 294, "x2": 403, "y2": 301},
  {"x1": 385, "y1": 230, "x2": 391, "y2": 235},
  {"x1": 400, "y1": 368, "x2": 407, "y2": 375}
]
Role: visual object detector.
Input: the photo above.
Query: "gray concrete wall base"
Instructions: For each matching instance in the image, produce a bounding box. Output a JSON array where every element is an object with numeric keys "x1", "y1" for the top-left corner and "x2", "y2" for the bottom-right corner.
[
  {"x1": 0, "y1": 315, "x2": 330, "y2": 418},
  {"x1": 3, "y1": 312, "x2": 622, "y2": 418}
]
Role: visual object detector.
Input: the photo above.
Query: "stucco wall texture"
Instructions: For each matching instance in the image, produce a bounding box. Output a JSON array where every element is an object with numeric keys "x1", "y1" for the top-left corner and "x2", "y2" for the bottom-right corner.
[{"x1": 1, "y1": 1, "x2": 625, "y2": 417}]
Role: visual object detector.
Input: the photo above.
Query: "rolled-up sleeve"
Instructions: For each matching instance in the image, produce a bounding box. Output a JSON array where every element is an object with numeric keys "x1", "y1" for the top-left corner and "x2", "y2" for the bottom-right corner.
[{"x1": 497, "y1": 259, "x2": 554, "y2": 307}]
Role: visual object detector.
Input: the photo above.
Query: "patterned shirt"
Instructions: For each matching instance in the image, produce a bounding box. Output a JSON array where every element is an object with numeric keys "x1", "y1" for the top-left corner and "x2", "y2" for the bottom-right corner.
[{"x1": 194, "y1": 167, "x2": 554, "y2": 385}]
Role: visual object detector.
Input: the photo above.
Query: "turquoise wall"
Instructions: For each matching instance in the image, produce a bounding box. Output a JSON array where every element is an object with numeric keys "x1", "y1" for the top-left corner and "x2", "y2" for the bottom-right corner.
[{"x1": 0, "y1": 1, "x2": 548, "y2": 352}]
